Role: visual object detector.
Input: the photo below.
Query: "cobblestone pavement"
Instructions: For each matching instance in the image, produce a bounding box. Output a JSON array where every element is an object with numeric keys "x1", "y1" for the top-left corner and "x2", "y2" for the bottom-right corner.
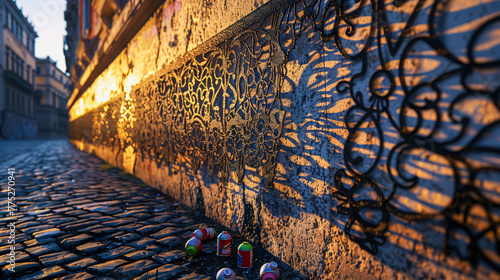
[
  {"x1": 0, "y1": 140, "x2": 304, "y2": 280},
  {"x1": 0, "y1": 140, "x2": 53, "y2": 167}
]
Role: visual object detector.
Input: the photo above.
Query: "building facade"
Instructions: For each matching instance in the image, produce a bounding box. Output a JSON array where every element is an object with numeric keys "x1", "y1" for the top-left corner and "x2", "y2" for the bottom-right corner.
[
  {"x1": 64, "y1": 0, "x2": 128, "y2": 85},
  {"x1": 65, "y1": 0, "x2": 500, "y2": 279},
  {"x1": 64, "y1": 0, "x2": 78, "y2": 78},
  {"x1": 35, "y1": 57, "x2": 72, "y2": 139},
  {"x1": 0, "y1": 0, "x2": 37, "y2": 139}
]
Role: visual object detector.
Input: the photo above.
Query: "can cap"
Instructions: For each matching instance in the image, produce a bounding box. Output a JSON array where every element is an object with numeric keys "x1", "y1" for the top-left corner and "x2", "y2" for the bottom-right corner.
[
  {"x1": 223, "y1": 268, "x2": 232, "y2": 276},
  {"x1": 270, "y1": 261, "x2": 278, "y2": 269},
  {"x1": 238, "y1": 241, "x2": 253, "y2": 251},
  {"x1": 186, "y1": 245, "x2": 198, "y2": 256}
]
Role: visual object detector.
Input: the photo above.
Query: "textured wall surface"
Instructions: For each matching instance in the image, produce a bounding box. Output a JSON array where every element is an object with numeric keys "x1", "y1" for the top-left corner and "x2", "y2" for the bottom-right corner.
[{"x1": 69, "y1": 0, "x2": 500, "y2": 279}]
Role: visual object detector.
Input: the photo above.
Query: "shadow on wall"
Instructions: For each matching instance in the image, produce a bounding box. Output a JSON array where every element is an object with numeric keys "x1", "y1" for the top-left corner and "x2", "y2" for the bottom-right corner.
[
  {"x1": 265, "y1": 0, "x2": 500, "y2": 278},
  {"x1": 69, "y1": 0, "x2": 500, "y2": 278}
]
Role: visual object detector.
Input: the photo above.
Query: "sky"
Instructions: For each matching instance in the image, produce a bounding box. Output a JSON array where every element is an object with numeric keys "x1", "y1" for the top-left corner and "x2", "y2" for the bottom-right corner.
[{"x1": 16, "y1": 0, "x2": 67, "y2": 72}]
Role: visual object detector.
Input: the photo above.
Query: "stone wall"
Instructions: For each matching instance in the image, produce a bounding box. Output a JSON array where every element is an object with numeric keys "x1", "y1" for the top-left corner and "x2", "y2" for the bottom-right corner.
[{"x1": 69, "y1": 0, "x2": 500, "y2": 279}]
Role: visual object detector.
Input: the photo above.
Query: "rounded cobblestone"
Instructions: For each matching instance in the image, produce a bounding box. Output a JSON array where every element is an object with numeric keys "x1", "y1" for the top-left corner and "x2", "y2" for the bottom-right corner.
[
  {"x1": 0, "y1": 140, "x2": 303, "y2": 280},
  {"x1": 135, "y1": 264, "x2": 187, "y2": 280},
  {"x1": 114, "y1": 260, "x2": 159, "y2": 278}
]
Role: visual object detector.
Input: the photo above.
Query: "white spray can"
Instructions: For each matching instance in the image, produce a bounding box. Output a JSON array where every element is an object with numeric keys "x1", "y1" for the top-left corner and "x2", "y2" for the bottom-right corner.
[{"x1": 216, "y1": 267, "x2": 237, "y2": 280}]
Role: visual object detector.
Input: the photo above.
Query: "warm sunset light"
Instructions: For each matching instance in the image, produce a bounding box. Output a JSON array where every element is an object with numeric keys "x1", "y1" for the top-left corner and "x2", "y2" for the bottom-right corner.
[{"x1": 1, "y1": 0, "x2": 500, "y2": 279}]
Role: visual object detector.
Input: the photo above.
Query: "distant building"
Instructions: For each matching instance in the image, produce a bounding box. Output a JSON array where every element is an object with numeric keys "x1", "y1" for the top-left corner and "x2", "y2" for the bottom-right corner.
[
  {"x1": 64, "y1": 0, "x2": 78, "y2": 78},
  {"x1": 0, "y1": 0, "x2": 37, "y2": 139},
  {"x1": 35, "y1": 57, "x2": 72, "y2": 139}
]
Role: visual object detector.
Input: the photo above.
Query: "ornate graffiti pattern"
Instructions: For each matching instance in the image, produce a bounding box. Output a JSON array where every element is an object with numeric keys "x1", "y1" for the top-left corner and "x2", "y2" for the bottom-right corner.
[{"x1": 70, "y1": 13, "x2": 286, "y2": 185}]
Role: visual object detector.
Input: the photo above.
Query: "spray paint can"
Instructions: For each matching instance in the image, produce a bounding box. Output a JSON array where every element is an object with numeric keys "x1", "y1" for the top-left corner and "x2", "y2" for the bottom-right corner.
[
  {"x1": 217, "y1": 231, "x2": 232, "y2": 257},
  {"x1": 185, "y1": 237, "x2": 202, "y2": 256},
  {"x1": 192, "y1": 228, "x2": 216, "y2": 241},
  {"x1": 260, "y1": 261, "x2": 280, "y2": 280},
  {"x1": 216, "y1": 268, "x2": 237, "y2": 280},
  {"x1": 237, "y1": 242, "x2": 253, "y2": 268}
]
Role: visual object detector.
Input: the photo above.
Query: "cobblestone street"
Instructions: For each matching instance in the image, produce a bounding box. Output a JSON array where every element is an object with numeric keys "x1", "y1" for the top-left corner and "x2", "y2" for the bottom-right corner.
[{"x1": 0, "y1": 140, "x2": 302, "y2": 280}]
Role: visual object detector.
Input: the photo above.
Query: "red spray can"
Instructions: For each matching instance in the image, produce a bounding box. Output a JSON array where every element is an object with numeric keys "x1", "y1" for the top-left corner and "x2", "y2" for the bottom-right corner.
[
  {"x1": 216, "y1": 268, "x2": 237, "y2": 280},
  {"x1": 217, "y1": 231, "x2": 232, "y2": 257},
  {"x1": 260, "y1": 261, "x2": 280, "y2": 280},
  {"x1": 185, "y1": 237, "x2": 202, "y2": 256},
  {"x1": 237, "y1": 242, "x2": 253, "y2": 268},
  {"x1": 192, "y1": 228, "x2": 216, "y2": 241}
]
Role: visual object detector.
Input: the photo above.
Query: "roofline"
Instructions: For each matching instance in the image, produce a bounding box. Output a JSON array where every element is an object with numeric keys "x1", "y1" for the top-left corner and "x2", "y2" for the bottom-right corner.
[
  {"x1": 5, "y1": 0, "x2": 38, "y2": 37},
  {"x1": 36, "y1": 56, "x2": 71, "y2": 77}
]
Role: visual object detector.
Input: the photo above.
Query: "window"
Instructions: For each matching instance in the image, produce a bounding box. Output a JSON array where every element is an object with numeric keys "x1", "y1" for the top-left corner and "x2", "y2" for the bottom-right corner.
[
  {"x1": 5, "y1": 47, "x2": 10, "y2": 70},
  {"x1": 27, "y1": 66, "x2": 31, "y2": 83},
  {"x1": 83, "y1": 0, "x2": 91, "y2": 38},
  {"x1": 41, "y1": 92, "x2": 46, "y2": 105},
  {"x1": 23, "y1": 31, "x2": 27, "y2": 46},
  {"x1": 14, "y1": 56, "x2": 18, "y2": 74},
  {"x1": 6, "y1": 89, "x2": 10, "y2": 106},
  {"x1": 17, "y1": 23, "x2": 22, "y2": 40},
  {"x1": 6, "y1": 12, "x2": 11, "y2": 29},
  {"x1": 37, "y1": 66, "x2": 42, "y2": 75},
  {"x1": 11, "y1": 53, "x2": 15, "y2": 73}
]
